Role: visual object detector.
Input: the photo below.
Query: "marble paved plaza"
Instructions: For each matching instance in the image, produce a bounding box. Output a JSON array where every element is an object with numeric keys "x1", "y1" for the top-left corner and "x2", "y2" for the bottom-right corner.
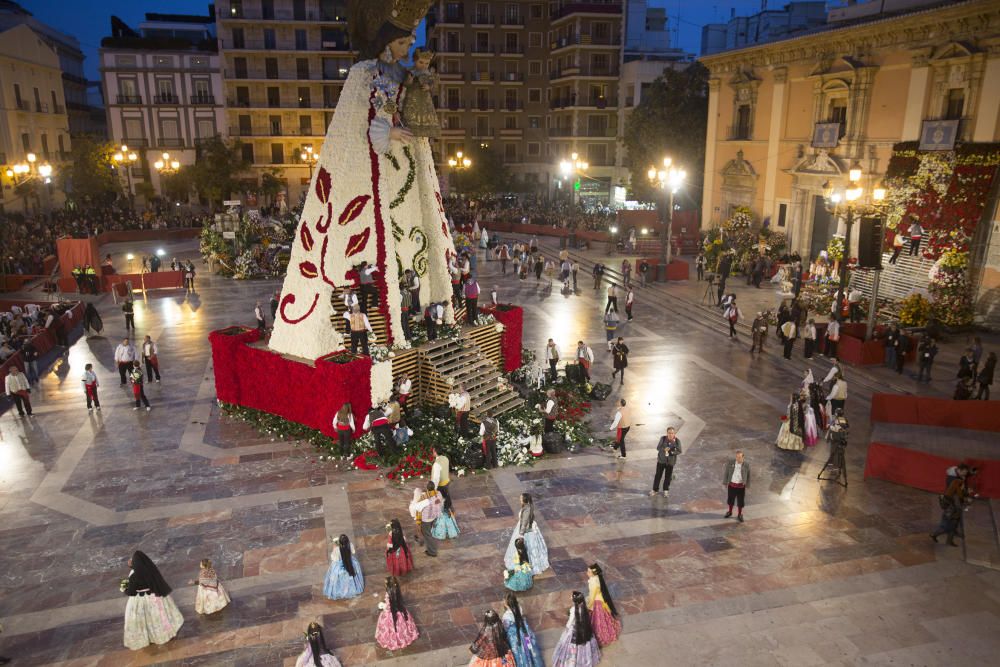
[{"x1": 2, "y1": 238, "x2": 1000, "y2": 666}]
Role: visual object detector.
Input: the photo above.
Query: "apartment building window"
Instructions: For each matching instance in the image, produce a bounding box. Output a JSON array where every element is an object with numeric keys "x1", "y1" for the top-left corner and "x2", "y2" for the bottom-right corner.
[
  {"x1": 241, "y1": 143, "x2": 254, "y2": 163},
  {"x1": 295, "y1": 29, "x2": 307, "y2": 50},
  {"x1": 320, "y1": 0, "x2": 346, "y2": 21},
  {"x1": 528, "y1": 116, "x2": 540, "y2": 129},
  {"x1": 476, "y1": 89, "x2": 490, "y2": 110},
  {"x1": 161, "y1": 118, "x2": 180, "y2": 145},
  {"x1": 57, "y1": 134, "x2": 65, "y2": 155},
  {"x1": 476, "y1": 116, "x2": 490, "y2": 136},
  {"x1": 124, "y1": 117, "x2": 144, "y2": 142},
  {"x1": 265, "y1": 58, "x2": 279, "y2": 79},
  {"x1": 528, "y1": 89, "x2": 541, "y2": 103},
  {"x1": 445, "y1": 32, "x2": 460, "y2": 52},
  {"x1": 591, "y1": 53, "x2": 610, "y2": 73},
  {"x1": 298, "y1": 87, "x2": 311, "y2": 108},
  {"x1": 238, "y1": 114, "x2": 252, "y2": 135},
  {"x1": 475, "y1": 32, "x2": 490, "y2": 53},
  {"x1": 13, "y1": 83, "x2": 22, "y2": 109},
  {"x1": 231, "y1": 28, "x2": 245, "y2": 49},
  {"x1": 444, "y1": 115, "x2": 461, "y2": 129},
  {"x1": 264, "y1": 29, "x2": 276, "y2": 50},
  {"x1": 297, "y1": 58, "x2": 310, "y2": 79},
  {"x1": 299, "y1": 115, "x2": 313, "y2": 135},
  {"x1": 155, "y1": 79, "x2": 176, "y2": 103},
  {"x1": 267, "y1": 87, "x2": 280, "y2": 107},
  {"x1": 777, "y1": 202, "x2": 788, "y2": 228},
  {"x1": 322, "y1": 58, "x2": 346, "y2": 80},
  {"x1": 444, "y1": 2, "x2": 462, "y2": 22},
  {"x1": 504, "y1": 90, "x2": 519, "y2": 111},
  {"x1": 40, "y1": 134, "x2": 49, "y2": 159},
  {"x1": 234, "y1": 57, "x2": 248, "y2": 78},
  {"x1": 529, "y1": 60, "x2": 542, "y2": 76},
  {"x1": 21, "y1": 133, "x2": 30, "y2": 151},
  {"x1": 504, "y1": 3, "x2": 521, "y2": 24},
  {"x1": 235, "y1": 86, "x2": 250, "y2": 106},
  {"x1": 269, "y1": 115, "x2": 282, "y2": 135},
  {"x1": 293, "y1": 0, "x2": 307, "y2": 20},
  {"x1": 191, "y1": 56, "x2": 208, "y2": 68},
  {"x1": 197, "y1": 118, "x2": 215, "y2": 139},
  {"x1": 530, "y1": 4, "x2": 543, "y2": 19},
  {"x1": 33, "y1": 87, "x2": 42, "y2": 112},
  {"x1": 944, "y1": 88, "x2": 965, "y2": 120},
  {"x1": 529, "y1": 33, "x2": 542, "y2": 48},
  {"x1": 504, "y1": 143, "x2": 518, "y2": 162},
  {"x1": 593, "y1": 22, "x2": 611, "y2": 43},
  {"x1": 271, "y1": 143, "x2": 284, "y2": 163},
  {"x1": 446, "y1": 88, "x2": 461, "y2": 110},
  {"x1": 475, "y1": 3, "x2": 491, "y2": 23},
  {"x1": 527, "y1": 142, "x2": 540, "y2": 156},
  {"x1": 323, "y1": 85, "x2": 339, "y2": 107},
  {"x1": 192, "y1": 79, "x2": 212, "y2": 103},
  {"x1": 588, "y1": 115, "x2": 609, "y2": 137},
  {"x1": 504, "y1": 116, "x2": 517, "y2": 129},
  {"x1": 321, "y1": 28, "x2": 348, "y2": 50},
  {"x1": 230, "y1": 0, "x2": 243, "y2": 18},
  {"x1": 262, "y1": 0, "x2": 275, "y2": 20},
  {"x1": 505, "y1": 33, "x2": 519, "y2": 53}
]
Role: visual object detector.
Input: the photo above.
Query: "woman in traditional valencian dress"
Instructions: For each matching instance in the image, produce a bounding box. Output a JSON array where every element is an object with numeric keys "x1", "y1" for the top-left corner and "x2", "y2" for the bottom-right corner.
[
  {"x1": 776, "y1": 392, "x2": 806, "y2": 451},
  {"x1": 504, "y1": 493, "x2": 549, "y2": 575},
  {"x1": 503, "y1": 538, "x2": 534, "y2": 592},
  {"x1": 468, "y1": 609, "x2": 516, "y2": 667},
  {"x1": 191, "y1": 558, "x2": 230, "y2": 615},
  {"x1": 295, "y1": 622, "x2": 343, "y2": 667},
  {"x1": 375, "y1": 576, "x2": 419, "y2": 651},
  {"x1": 587, "y1": 563, "x2": 621, "y2": 647},
  {"x1": 122, "y1": 550, "x2": 184, "y2": 650},
  {"x1": 551, "y1": 591, "x2": 601, "y2": 667},
  {"x1": 385, "y1": 518, "x2": 414, "y2": 576},
  {"x1": 323, "y1": 534, "x2": 365, "y2": 600},
  {"x1": 269, "y1": 0, "x2": 455, "y2": 361},
  {"x1": 502, "y1": 592, "x2": 545, "y2": 667}
]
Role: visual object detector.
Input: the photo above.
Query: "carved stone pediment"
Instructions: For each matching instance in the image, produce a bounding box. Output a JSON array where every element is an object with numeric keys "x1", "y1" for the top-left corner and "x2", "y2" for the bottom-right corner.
[
  {"x1": 930, "y1": 41, "x2": 976, "y2": 62},
  {"x1": 789, "y1": 149, "x2": 845, "y2": 176},
  {"x1": 728, "y1": 69, "x2": 758, "y2": 86},
  {"x1": 721, "y1": 150, "x2": 759, "y2": 190},
  {"x1": 810, "y1": 54, "x2": 868, "y2": 78}
]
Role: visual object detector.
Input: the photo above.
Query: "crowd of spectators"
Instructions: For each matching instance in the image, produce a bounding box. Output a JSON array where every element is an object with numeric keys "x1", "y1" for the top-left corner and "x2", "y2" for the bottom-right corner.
[
  {"x1": 1, "y1": 206, "x2": 208, "y2": 276},
  {"x1": 444, "y1": 196, "x2": 616, "y2": 232}
]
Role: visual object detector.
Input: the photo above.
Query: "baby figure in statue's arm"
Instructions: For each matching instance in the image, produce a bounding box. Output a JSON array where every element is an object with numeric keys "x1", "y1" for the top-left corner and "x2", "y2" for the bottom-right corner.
[{"x1": 400, "y1": 46, "x2": 440, "y2": 139}]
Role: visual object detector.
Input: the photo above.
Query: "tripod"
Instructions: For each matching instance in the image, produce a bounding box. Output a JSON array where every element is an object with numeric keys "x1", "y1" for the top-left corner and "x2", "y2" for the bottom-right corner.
[
  {"x1": 817, "y1": 443, "x2": 848, "y2": 487},
  {"x1": 701, "y1": 275, "x2": 718, "y2": 306}
]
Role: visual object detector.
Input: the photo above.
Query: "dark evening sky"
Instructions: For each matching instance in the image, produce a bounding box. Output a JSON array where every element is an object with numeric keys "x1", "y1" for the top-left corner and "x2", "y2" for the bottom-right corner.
[{"x1": 22, "y1": 0, "x2": 771, "y2": 81}]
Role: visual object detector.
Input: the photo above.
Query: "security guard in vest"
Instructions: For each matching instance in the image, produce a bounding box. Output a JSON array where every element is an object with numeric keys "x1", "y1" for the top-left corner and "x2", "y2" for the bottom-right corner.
[
  {"x1": 84, "y1": 264, "x2": 98, "y2": 294},
  {"x1": 342, "y1": 304, "x2": 373, "y2": 355}
]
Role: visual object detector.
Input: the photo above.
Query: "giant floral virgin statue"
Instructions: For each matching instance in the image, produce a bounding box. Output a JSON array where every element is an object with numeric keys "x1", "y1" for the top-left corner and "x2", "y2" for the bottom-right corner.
[{"x1": 269, "y1": 0, "x2": 455, "y2": 360}]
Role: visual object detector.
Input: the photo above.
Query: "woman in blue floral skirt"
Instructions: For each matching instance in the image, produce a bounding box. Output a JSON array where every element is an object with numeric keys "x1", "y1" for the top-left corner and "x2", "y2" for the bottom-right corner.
[
  {"x1": 504, "y1": 493, "x2": 549, "y2": 574},
  {"x1": 431, "y1": 480, "x2": 460, "y2": 540},
  {"x1": 502, "y1": 592, "x2": 544, "y2": 667},
  {"x1": 503, "y1": 538, "x2": 534, "y2": 592},
  {"x1": 551, "y1": 591, "x2": 601, "y2": 667},
  {"x1": 323, "y1": 534, "x2": 364, "y2": 600}
]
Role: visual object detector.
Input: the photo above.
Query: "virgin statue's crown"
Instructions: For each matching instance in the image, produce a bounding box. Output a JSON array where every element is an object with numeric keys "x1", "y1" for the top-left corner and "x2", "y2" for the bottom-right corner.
[{"x1": 387, "y1": 0, "x2": 434, "y2": 29}]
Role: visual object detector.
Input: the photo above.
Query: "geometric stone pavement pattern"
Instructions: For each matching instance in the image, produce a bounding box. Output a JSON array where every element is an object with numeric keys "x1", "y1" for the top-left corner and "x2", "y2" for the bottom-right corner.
[{"x1": 1, "y1": 237, "x2": 999, "y2": 666}]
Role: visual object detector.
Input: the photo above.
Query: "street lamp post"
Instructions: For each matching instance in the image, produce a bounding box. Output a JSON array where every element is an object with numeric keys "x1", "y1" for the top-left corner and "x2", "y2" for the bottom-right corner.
[
  {"x1": 823, "y1": 163, "x2": 886, "y2": 330},
  {"x1": 447, "y1": 150, "x2": 472, "y2": 196},
  {"x1": 3, "y1": 152, "x2": 55, "y2": 214},
  {"x1": 300, "y1": 145, "x2": 318, "y2": 181},
  {"x1": 113, "y1": 144, "x2": 139, "y2": 211},
  {"x1": 647, "y1": 157, "x2": 686, "y2": 266},
  {"x1": 154, "y1": 152, "x2": 180, "y2": 206},
  {"x1": 559, "y1": 152, "x2": 588, "y2": 207}
]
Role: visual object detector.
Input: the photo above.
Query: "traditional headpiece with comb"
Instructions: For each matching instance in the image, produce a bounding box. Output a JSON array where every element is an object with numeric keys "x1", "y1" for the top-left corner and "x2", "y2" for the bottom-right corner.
[{"x1": 387, "y1": 0, "x2": 434, "y2": 30}]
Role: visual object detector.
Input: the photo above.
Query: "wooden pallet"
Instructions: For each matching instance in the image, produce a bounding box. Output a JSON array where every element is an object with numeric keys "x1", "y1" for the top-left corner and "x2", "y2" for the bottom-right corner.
[{"x1": 849, "y1": 250, "x2": 935, "y2": 302}]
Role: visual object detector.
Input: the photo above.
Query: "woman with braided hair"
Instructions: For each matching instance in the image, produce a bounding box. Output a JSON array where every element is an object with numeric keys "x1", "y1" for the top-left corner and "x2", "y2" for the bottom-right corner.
[{"x1": 294, "y1": 622, "x2": 342, "y2": 667}]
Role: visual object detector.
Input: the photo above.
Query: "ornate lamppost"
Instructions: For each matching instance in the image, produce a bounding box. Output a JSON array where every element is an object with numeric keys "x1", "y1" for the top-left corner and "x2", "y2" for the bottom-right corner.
[{"x1": 647, "y1": 157, "x2": 686, "y2": 266}]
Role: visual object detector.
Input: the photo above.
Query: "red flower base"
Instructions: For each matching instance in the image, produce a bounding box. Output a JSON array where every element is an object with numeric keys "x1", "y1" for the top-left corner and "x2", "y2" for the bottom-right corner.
[{"x1": 353, "y1": 450, "x2": 379, "y2": 470}]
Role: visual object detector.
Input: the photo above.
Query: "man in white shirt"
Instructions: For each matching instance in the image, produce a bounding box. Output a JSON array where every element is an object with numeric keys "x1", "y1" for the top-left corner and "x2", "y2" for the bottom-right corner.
[
  {"x1": 723, "y1": 450, "x2": 751, "y2": 522},
  {"x1": 847, "y1": 288, "x2": 863, "y2": 323},
  {"x1": 576, "y1": 340, "x2": 594, "y2": 382},
  {"x1": 405, "y1": 269, "x2": 421, "y2": 312},
  {"x1": 114, "y1": 337, "x2": 137, "y2": 386},
  {"x1": 411, "y1": 480, "x2": 442, "y2": 557},
  {"x1": 454, "y1": 384, "x2": 471, "y2": 435},
  {"x1": 541, "y1": 388, "x2": 557, "y2": 434},
  {"x1": 802, "y1": 318, "x2": 817, "y2": 360},
  {"x1": 142, "y1": 335, "x2": 161, "y2": 382},
  {"x1": 780, "y1": 320, "x2": 797, "y2": 359},
  {"x1": 479, "y1": 414, "x2": 500, "y2": 469},
  {"x1": 357, "y1": 262, "x2": 378, "y2": 313},
  {"x1": 544, "y1": 339, "x2": 560, "y2": 382},
  {"x1": 343, "y1": 305, "x2": 373, "y2": 355},
  {"x1": 4, "y1": 367, "x2": 32, "y2": 416},
  {"x1": 342, "y1": 288, "x2": 359, "y2": 312},
  {"x1": 430, "y1": 447, "x2": 452, "y2": 510},
  {"x1": 825, "y1": 317, "x2": 841, "y2": 359},
  {"x1": 397, "y1": 374, "x2": 412, "y2": 412},
  {"x1": 254, "y1": 301, "x2": 266, "y2": 332},
  {"x1": 609, "y1": 399, "x2": 630, "y2": 459},
  {"x1": 424, "y1": 302, "x2": 444, "y2": 341}
]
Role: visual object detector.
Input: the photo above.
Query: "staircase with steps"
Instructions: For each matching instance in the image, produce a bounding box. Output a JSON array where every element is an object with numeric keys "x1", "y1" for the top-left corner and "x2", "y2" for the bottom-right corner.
[
  {"x1": 849, "y1": 250, "x2": 936, "y2": 302},
  {"x1": 327, "y1": 285, "x2": 467, "y2": 343},
  {"x1": 419, "y1": 335, "x2": 524, "y2": 418}
]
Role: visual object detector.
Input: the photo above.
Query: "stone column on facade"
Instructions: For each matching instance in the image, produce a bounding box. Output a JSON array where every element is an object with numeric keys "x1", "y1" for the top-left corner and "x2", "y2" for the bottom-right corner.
[
  {"x1": 901, "y1": 51, "x2": 930, "y2": 141},
  {"x1": 702, "y1": 77, "x2": 721, "y2": 230},
  {"x1": 763, "y1": 67, "x2": 787, "y2": 222},
  {"x1": 974, "y1": 48, "x2": 1000, "y2": 142}
]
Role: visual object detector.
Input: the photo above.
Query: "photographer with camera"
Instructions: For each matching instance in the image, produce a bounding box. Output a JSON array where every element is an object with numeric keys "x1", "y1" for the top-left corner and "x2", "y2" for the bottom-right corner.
[
  {"x1": 650, "y1": 427, "x2": 682, "y2": 497},
  {"x1": 818, "y1": 409, "x2": 849, "y2": 486}
]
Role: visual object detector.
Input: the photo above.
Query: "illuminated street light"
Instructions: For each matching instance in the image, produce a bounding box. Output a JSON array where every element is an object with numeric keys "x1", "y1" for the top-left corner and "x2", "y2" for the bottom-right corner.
[{"x1": 647, "y1": 157, "x2": 687, "y2": 266}]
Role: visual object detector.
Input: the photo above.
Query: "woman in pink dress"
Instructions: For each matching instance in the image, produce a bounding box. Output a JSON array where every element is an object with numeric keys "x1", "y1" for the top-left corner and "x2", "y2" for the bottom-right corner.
[
  {"x1": 587, "y1": 563, "x2": 622, "y2": 647},
  {"x1": 375, "y1": 576, "x2": 419, "y2": 651},
  {"x1": 385, "y1": 519, "x2": 413, "y2": 576}
]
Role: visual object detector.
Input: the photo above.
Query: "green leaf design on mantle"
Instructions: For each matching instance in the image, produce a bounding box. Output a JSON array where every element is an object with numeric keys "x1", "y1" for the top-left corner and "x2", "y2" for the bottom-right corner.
[
  {"x1": 408, "y1": 226, "x2": 428, "y2": 276},
  {"x1": 389, "y1": 145, "x2": 415, "y2": 210}
]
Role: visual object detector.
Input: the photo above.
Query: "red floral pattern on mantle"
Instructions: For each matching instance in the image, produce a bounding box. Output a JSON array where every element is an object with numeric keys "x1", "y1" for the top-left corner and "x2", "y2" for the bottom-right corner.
[{"x1": 208, "y1": 326, "x2": 372, "y2": 437}]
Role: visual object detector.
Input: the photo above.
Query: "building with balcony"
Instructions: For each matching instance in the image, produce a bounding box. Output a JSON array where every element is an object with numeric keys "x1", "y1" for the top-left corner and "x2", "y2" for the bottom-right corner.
[
  {"x1": 0, "y1": 24, "x2": 70, "y2": 212},
  {"x1": 428, "y1": 0, "x2": 634, "y2": 204},
  {"x1": 0, "y1": 0, "x2": 105, "y2": 138},
  {"x1": 99, "y1": 10, "x2": 222, "y2": 202},
  {"x1": 216, "y1": 0, "x2": 351, "y2": 204},
  {"x1": 699, "y1": 0, "x2": 1000, "y2": 264}
]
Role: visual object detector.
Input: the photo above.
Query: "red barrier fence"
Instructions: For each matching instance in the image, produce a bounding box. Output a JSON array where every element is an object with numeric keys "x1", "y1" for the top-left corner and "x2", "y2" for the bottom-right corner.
[
  {"x1": 870, "y1": 393, "x2": 1000, "y2": 432},
  {"x1": 864, "y1": 442, "x2": 1000, "y2": 497},
  {"x1": 106, "y1": 270, "x2": 185, "y2": 293}
]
